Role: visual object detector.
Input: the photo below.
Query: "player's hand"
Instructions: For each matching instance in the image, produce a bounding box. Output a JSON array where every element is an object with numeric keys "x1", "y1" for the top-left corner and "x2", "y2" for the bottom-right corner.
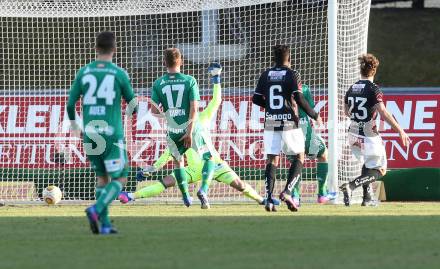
[
  {"x1": 180, "y1": 131, "x2": 193, "y2": 148},
  {"x1": 399, "y1": 130, "x2": 411, "y2": 147},
  {"x1": 315, "y1": 114, "x2": 323, "y2": 127},
  {"x1": 208, "y1": 62, "x2": 222, "y2": 84}
]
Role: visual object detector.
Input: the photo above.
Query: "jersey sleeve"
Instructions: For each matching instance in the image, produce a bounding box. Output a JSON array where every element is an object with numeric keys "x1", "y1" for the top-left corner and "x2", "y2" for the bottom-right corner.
[
  {"x1": 303, "y1": 84, "x2": 315, "y2": 108},
  {"x1": 371, "y1": 85, "x2": 384, "y2": 106},
  {"x1": 292, "y1": 71, "x2": 303, "y2": 93},
  {"x1": 199, "y1": 83, "x2": 221, "y2": 123},
  {"x1": 344, "y1": 90, "x2": 349, "y2": 105},
  {"x1": 189, "y1": 77, "x2": 201, "y2": 101},
  {"x1": 254, "y1": 72, "x2": 266, "y2": 96},
  {"x1": 120, "y1": 70, "x2": 136, "y2": 103},
  {"x1": 120, "y1": 70, "x2": 138, "y2": 114},
  {"x1": 66, "y1": 72, "x2": 82, "y2": 121},
  {"x1": 151, "y1": 81, "x2": 161, "y2": 106},
  {"x1": 152, "y1": 148, "x2": 173, "y2": 170}
]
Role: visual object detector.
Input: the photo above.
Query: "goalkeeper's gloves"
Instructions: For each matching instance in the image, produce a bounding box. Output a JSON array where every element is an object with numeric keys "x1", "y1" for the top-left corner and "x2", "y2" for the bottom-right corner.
[
  {"x1": 136, "y1": 165, "x2": 158, "y2": 181},
  {"x1": 208, "y1": 62, "x2": 222, "y2": 84}
]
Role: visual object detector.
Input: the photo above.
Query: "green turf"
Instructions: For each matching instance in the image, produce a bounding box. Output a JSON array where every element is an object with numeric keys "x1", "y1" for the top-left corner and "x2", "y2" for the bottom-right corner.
[{"x1": 1, "y1": 203, "x2": 440, "y2": 269}]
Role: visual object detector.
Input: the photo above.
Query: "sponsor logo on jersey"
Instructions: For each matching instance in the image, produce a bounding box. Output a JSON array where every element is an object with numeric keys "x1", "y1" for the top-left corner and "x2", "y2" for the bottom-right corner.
[{"x1": 268, "y1": 70, "x2": 287, "y2": 81}]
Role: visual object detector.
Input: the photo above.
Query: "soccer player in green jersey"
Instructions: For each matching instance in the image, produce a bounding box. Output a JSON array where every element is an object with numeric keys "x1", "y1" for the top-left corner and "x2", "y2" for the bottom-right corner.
[
  {"x1": 67, "y1": 32, "x2": 138, "y2": 234},
  {"x1": 118, "y1": 63, "x2": 264, "y2": 205},
  {"x1": 149, "y1": 48, "x2": 215, "y2": 208},
  {"x1": 290, "y1": 84, "x2": 330, "y2": 206}
]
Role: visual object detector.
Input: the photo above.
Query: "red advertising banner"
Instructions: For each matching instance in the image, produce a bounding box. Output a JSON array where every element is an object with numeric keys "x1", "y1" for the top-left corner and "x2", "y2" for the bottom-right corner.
[{"x1": 0, "y1": 93, "x2": 437, "y2": 169}]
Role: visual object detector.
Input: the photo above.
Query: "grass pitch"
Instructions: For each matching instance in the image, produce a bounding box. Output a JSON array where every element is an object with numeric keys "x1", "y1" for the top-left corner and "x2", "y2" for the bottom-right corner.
[{"x1": 1, "y1": 203, "x2": 440, "y2": 269}]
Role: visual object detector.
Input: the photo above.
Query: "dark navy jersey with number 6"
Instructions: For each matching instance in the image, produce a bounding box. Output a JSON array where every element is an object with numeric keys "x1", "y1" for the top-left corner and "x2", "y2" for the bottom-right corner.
[
  {"x1": 254, "y1": 65, "x2": 302, "y2": 131},
  {"x1": 344, "y1": 79, "x2": 384, "y2": 136}
]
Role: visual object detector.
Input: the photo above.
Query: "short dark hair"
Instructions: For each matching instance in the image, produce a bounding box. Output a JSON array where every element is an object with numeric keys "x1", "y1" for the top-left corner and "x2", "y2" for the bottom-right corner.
[
  {"x1": 358, "y1": 53, "x2": 379, "y2": 77},
  {"x1": 163, "y1": 48, "x2": 182, "y2": 68},
  {"x1": 96, "y1": 31, "x2": 116, "y2": 54},
  {"x1": 273, "y1": 45, "x2": 290, "y2": 65}
]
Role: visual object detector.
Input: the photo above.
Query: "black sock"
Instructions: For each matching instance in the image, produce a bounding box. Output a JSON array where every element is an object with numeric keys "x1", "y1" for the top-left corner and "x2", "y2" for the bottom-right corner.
[
  {"x1": 363, "y1": 184, "x2": 372, "y2": 200},
  {"x1": 349, "y1": 166, "x2": 382, "y2": 190},
  {"x1": 284, "y1": 158, "x2": 303, "y2": 195},
  {"x1": 264, "y1": 163, "x2": 276, "y2": 202}
]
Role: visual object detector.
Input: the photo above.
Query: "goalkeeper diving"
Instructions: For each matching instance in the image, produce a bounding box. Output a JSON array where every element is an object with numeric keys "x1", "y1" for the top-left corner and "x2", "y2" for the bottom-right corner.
[{"x1": 118, "y1": 63, "x2": 265, "y2": 205}]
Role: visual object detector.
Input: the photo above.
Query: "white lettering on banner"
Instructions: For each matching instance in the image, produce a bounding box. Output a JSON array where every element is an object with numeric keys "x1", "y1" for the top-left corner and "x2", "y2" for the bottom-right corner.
[
  {"x1": 135, "y1": 101, "x2": 162, "y2": 131},
  {"x1": 384, "y1": 140, "x2": 410, "y2": 161},
  {"x1": 414, "y1": 101, "x2": 436, "y2": 130},
  {"x1": 383, "y1": 101, "x2": 412, "y2": 130},
  {"x1": 413, "y1": 140, "x2": 433, "y2": 161},
  {"x1": 26, "y1": 105, "x2": 49, "y2": 133},
  {"x1": 220, "y1": 101, "x2": 247, "y2": 130},
  {"x1": 250, "y1": 104, "x2": 264, "y2": 130},
  {"x1": 49, "y1": 105, "x2": 61, "y2": 133},
  {"x1": 0, "y1": 106, "x2": 5, "y2": 133},
  {"x1": 7, "y1": 106, "x2": 24, "y2": 134}
]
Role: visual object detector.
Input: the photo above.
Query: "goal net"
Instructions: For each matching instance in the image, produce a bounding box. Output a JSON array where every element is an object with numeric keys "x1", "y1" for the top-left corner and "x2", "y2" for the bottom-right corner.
[{"x1": 0, "y1": 0, "x2": 371, "y2": 203}]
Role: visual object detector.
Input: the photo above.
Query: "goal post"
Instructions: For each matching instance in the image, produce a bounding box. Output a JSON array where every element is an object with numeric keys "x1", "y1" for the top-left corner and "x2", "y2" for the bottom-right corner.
[{"x1": 0, "y1": 0, "x2": 372, "y2": 203}]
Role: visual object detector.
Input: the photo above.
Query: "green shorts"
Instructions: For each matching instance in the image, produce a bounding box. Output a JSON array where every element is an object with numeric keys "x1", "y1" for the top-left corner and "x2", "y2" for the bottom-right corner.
[
  {"x1": 300, "y1": 121, "x2": 327, "y2": 159},
  {"x1": 85, "y1": 137, "x2": 129, "y2": 179},
  {"x1": 167, "y1": 130, "x2": 213, "y2": 161},
  {"x1": 170, "y1": 161, "x2": 238, "y2": 186}
]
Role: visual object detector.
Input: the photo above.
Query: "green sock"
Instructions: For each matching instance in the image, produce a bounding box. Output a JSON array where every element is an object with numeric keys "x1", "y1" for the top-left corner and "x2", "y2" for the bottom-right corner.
[
  {"x1": 134, "y1": 182, "x2": 166, "y2": 199},
  {"x1": 201, "y1": 159, "x2": 214, "y2": 193},
  {"x1": 96, "y1": 187, "x2": 111, "y2": 227},
  {"x1": 242, "y1": 183, "x2": 264, "y2": 203},
  {"x1": 317, "y1": 162, "x2": 329, "y2": 196},
  {"x1": 292, "y1": 179, "x2": 301, "y2": 198},
  {"x1": 174, "y1": 168, "x2": 189, "y2": 197},
  {"x1": 95, "y1": 180, "x2": 123, "y2": 215}
]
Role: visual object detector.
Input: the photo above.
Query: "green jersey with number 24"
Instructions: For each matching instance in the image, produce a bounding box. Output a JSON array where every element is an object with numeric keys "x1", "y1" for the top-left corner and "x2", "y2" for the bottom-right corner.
[
  {"x1": 151, "y1": 73, "x2": 200, "y2": 135},
  {"x1": 67, "y1": 60, "x2": 136, "y2": 139}
]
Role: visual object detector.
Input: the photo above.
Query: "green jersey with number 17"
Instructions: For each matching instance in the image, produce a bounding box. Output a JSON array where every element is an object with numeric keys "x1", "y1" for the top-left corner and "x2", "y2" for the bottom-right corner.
[
  {"x1": 67, "y1": 60, "x2": 136, "y2": 139},
  {"x1": 151, "y1": 73, "x2": 200, "y2": 136}
]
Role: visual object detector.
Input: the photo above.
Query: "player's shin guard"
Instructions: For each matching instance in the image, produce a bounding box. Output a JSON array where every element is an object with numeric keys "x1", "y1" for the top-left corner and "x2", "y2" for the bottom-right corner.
[
  {"x1": 134, "y1": 182, "x2": 166, "y2": 199},
  {"x1": 242, "y1": 183, "x2": 264, "y2": 204},
  {"x1": 200, "y1": 159, "x2": 214, "y2": 193},
  {"x1": 264, "y1": 163, "x2": 277, "y2": 201},
  {"x1": 317, "y1": 162, "x2": 328, "y2": 196},
  {"x1": 349, "y1": 166, "x2": 382, "y2": 190},
  {"x1": 284, "y1": 158, "x2": 303, "y2": 195},
  {"x1": 96, "y1": 187, "x2": 111, "y2": 227},
  {"x1": 95, "y1": 180, "x2": 123, "y2": 215},
  {"x1": 174, "y1": 168, "x2": 190, "y2": 197}
]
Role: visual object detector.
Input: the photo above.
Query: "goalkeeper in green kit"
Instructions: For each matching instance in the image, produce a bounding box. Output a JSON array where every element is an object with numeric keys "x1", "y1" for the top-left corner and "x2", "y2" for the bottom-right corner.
[
  {"x1": 66, "y1": 32, "x2": 138, "y2": 234},
  {"x1": 291, "y1": 84, "x2": 331, "y2": 206},
  {"x1": 118, "y1": 63, "x2": 265, "y2": 206},
  {"x1": 146, "y1": 48, "x2": 215, "y2": 208}
]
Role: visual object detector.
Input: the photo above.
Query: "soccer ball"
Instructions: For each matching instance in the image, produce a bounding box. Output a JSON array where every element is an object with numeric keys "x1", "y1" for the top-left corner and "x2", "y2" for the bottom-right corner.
[{"x1": 42, "y1": 186, "x2": 62, "y2": 205}]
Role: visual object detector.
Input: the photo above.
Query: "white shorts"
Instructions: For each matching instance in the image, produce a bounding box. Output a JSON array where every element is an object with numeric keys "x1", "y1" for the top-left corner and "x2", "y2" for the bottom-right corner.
[
  {"x1": 263, "y1": 129, "x2": 305, "y2": 156},
  {"x1": 348, "y1": 133, "x2": 387, "y2": 170}
]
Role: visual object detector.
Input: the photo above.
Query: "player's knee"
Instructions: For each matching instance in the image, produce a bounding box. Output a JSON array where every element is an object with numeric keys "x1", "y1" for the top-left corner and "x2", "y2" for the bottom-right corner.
[
  {"x1": 162, "y1": 176, "x2": 176, "y2": 188},
  {"x1": 230, "y1": 179, "x2": 245, "y2": 192},
  {"x1": 379, "y1": 169, "x2": 387, "y2": 177}
]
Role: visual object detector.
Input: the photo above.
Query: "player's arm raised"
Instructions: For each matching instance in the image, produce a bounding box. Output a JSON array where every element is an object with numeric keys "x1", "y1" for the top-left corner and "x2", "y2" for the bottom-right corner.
[
  {"x1": 376, "y1": 103, "x2": 410, "y2": 147},
  {"x1": 200, "y1": 63, "x2": 222, "y2": 123}
]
